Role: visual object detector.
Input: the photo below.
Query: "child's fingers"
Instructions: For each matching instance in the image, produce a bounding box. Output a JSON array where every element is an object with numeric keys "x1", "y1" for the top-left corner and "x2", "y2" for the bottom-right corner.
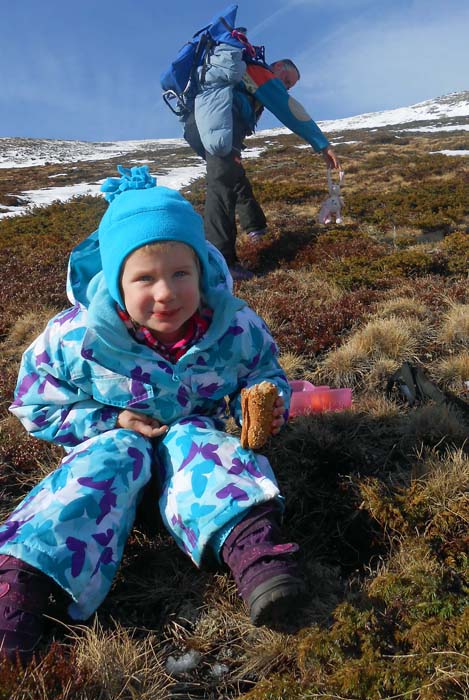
[
  {"x1": 149, "y1": 424, "x2": 169, "y2": 437},
  {"x1": 135, "y1": 422, "x2": 168, "y2": 437},
  {"x1": 273, "y1": 397, "x2": 285, "y2": 414},
  {"x1": 271, "y1": 413, "x2": 285, "y2": 435},
  {"x1": 131, "y1": 415, "x2": 168, "y2": 438},
  {"x1": 134, "y1": 421, "x2": 156, "y2": 437},
  {"x1": 269, "y1": 395, "x2": 286, "y2": 435}
]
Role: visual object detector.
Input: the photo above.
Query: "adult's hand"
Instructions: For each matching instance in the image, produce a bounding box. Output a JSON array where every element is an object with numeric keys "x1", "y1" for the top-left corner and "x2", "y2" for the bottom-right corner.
[
  {"x1": 117, "y1": 409, "x2": 168, "y2": 438},
  {"x1": 321, "y1": 145, "x2": 340, "y2": 170}
]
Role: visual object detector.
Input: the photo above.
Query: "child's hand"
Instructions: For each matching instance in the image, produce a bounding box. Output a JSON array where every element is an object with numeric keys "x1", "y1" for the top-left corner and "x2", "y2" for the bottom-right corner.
[
  {"x1": 271, "y1": 395, "x2": 286, "y2": 436},
  {"x1": 116, "y1": 409, "x2": 168, "y2": 438}
]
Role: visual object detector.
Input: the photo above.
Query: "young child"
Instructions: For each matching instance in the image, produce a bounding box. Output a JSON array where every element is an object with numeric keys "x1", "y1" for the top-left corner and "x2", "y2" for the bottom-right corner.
[{"x1": 0, "y1": 166, "x2": 304, "y2": 664}]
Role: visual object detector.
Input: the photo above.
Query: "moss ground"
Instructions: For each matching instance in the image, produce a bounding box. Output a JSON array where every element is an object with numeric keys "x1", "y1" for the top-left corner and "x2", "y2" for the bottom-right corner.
[{"x1": 0, "y1": 125, "x2": 468, "y2": 699}]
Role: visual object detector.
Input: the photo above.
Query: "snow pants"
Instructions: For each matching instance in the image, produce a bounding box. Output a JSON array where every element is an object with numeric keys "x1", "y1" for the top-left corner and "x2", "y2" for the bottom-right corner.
[
  {"x1": 184, "y1": 112, "x2": 267, "y2": 264},
  {"x1": 0, "y1": 417, "x2": 280, "y2": 619}
]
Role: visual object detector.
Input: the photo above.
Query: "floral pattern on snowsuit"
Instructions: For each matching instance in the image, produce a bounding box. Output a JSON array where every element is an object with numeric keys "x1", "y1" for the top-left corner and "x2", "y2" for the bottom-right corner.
[{"x1": 0, "y1": 235, "x2": 290, "y2": 619}]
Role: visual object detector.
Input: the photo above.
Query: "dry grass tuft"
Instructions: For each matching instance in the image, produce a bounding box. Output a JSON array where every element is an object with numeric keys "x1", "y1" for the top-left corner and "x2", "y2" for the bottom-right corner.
[
  {"x1": 360, "y1": 445, "x2": 469, "y2": 540},
  {"x1": 234, "y1": 628, "x2": 300, "y2": 681},
  {"x1": 362, "y1": 357, "x2": 402, "y2": 391},
  {"x1": 68, "y1": 619, "x2": 172, "y2": 700},
  {"x1": 2, "y1": 308, "x2": 60, "y2": 355},
  {"x1": 410, "y1": 447, "x2": 469, "y2": 522},
  {"x1": 355, "y1": 392, "x2": 402, "y2": 419},
  {"x1": 401, "y1": 403, "x2": 468, "y2": 447},
  {"x1": 438, "y1": 302, "x2": 469, "y2": 348},
  {"x1": 317, "y1": 316, "x2": 425, "y2": 387},
  {"x1": 367, "y1": 536, "x2": 444, "y2": 603},
  {"x1": 374, "y1": 295, "x2": 430, "y2": 321},
  {"x1": 314, "y1": 344, "x2": 369, "y2": 387},
  {"x1": 347, "y1": 316, "x2": 425, "y2": 360},
  {"x1": 290, "y1": 269, "x2": 343, "y2": 303},
  {"x1": 243, "y1": 270, "x2": 342, "y2": 330},
  {"x1": 432, "y1": 350, "x2": 469, "y2": 391},
  {"x1": 278, "y1": 351, "x2": 310, "y2": 379}
]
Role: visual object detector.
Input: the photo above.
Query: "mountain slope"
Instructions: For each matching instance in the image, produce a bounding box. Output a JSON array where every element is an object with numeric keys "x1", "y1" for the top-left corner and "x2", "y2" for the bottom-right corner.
[
  {"x1": 1, "y1": 90, "x2": 468, "y2": 169},
  {"x1": 1, "y1": 90, "x2": 468, "y2": 220},
  {"x1": 321, "y1": 90, "x2": 469, "y2": 132},
  {"x1": 0, "y1": 89, "x2": 468, "y2": 699}
]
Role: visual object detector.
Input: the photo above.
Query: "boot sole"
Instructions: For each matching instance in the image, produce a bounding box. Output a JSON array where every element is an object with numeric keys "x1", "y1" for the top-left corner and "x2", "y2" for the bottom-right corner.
[{"x1": 248, "y1": 574, "x2": 307, "y2": 628}]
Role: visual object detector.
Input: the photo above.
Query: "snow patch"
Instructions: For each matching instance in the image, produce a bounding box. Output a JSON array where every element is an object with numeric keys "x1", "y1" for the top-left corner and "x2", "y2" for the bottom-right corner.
[
  {"x1": 166, "y1": 650, "x2": 202, "y2": 676},
  {"x1": 0, "y1": 136, "x2": 188, "y2": 170},
  {"x1": 0, "y1": 164, "x2": 207, "y2": 220},
  {"x1": 430, "y1": 150, "x2": 469, "y2": 157}
]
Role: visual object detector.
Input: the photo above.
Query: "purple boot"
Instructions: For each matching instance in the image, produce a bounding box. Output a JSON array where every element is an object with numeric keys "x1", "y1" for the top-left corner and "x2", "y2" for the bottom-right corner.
[
  {"x1": 221, "y1": 503, "x2": 306, "y2": 628},
  {"x1": 0, "y1": 555, "x2": 62, "y2": 664},
  {"x1": 228, "y1": 262, "x2": 254, "y2": 281},
  {"x1": 248, "y1": 228, "x2": 267, "y2": 242}
]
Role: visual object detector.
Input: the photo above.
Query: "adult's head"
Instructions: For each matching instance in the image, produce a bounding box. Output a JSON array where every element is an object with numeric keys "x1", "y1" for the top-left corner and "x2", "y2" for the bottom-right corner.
[
  {"x1": 98, "y1": 165, "x2": 209, "y2": 309},
  {"x1": 270, "y1": 59, "x2": 300, "y2": 90}
]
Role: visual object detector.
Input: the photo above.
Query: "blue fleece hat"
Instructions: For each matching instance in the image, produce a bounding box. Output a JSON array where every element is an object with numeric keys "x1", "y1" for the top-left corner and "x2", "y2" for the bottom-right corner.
[{"x1": 98, "y1": 165, "x2": 209, "y2": 308}]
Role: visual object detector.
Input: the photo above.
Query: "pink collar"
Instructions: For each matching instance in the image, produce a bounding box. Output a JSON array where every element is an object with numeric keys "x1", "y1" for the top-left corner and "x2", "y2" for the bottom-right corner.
[{"x1": 117, "y1": 306, "x2": 212, "y2": 363}]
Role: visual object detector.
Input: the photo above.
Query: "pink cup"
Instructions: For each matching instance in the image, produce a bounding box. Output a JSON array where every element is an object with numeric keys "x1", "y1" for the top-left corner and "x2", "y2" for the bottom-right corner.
[
  {"x1": 289, "y1": 380, "x2": 315, "y2": 392},
  {"x1": 310, "y1": 389, "x2": 333, "y2": 412},
  {"x1": 328, "y1": 388, "x2": 352, "y2": 410},
  {"x1": 289, "y1": 381, "x2": 315, "y2": 416},
  {"x1": 289, "y1": 381, "x2": 352, "y2": 416}
]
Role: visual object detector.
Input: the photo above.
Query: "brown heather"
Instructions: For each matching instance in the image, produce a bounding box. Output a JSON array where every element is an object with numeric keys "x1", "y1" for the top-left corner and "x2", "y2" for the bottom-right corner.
[{"x1": 0, "y1": 122, "x2": 468, "y2": 699}]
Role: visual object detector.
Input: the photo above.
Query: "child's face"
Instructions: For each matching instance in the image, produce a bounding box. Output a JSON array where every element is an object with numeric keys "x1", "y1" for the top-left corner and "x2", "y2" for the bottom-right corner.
[{"x1": 121, "y1": 242, "x2": 201, "y2": 343}]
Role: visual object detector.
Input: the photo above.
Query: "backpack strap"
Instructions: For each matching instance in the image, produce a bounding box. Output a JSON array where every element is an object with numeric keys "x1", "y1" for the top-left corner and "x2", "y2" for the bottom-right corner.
[
  {"x1": 194, "y1": 33, "x2": 215, "y2": 93},
  {"x1": 230, "y1": 29, "x2": 256, "y2": 58}
]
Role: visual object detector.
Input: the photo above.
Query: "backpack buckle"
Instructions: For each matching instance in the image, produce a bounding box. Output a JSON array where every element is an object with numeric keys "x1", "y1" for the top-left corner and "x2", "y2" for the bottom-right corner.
[{"x1": 162, "y1": 90, "x2": 190, "y2": 118}]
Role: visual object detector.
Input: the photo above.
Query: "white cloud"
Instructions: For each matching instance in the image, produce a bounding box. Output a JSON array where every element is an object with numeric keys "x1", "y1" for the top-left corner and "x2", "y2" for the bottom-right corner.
[
  {"x1": 249, "y1": 0, "x2": 374, "y2": 40},
  {"x1": 249, "y1": 0, "x2": 313, "y2": 38},
  {"x1": 295, "y1": 2, "x2": 469, "y2": 116}
]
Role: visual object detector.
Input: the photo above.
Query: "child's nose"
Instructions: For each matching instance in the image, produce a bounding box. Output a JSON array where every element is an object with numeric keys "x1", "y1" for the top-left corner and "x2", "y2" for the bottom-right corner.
[{"x1": 154, "y1": 279, "x2": 174, "y2": 301}]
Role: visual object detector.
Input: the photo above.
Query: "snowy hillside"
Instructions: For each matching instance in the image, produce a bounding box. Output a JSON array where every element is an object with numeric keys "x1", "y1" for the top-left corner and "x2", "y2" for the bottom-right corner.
[
  {"x1": 0, "y1": 90, "x2": 468, "y2": 220},
  {"x1": 321, "y1": 90, "x2": 469, "y2": 133},
  {"x1": 0, "y1": 137, "x2": 188, "y2": 170},
  {"x1": 2, "y1": 91, "x2": 468, "y2": 170},
  {"x1": 257, "y1": 91, "x2": 469, "y2": 137}
]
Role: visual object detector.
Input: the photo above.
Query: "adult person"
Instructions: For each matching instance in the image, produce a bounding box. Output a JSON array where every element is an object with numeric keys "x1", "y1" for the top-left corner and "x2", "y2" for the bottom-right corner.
[{"x1": 184, "y1": 57, "x2": 340, "y2": 280}]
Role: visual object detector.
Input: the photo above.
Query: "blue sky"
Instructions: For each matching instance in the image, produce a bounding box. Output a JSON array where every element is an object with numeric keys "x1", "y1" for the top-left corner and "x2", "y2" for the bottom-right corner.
[{"x1": 1, "y1": 0, "x2": 468, "y2": 142}]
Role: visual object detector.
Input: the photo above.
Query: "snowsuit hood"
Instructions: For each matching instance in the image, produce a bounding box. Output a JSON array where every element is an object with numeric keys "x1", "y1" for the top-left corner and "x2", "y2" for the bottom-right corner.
[
  {"x1": 66, "y1": 166, "x2": 233, "y2": 310},
  {"x1": 66, "y1": 229, "x2": 234, "y2": 310}
]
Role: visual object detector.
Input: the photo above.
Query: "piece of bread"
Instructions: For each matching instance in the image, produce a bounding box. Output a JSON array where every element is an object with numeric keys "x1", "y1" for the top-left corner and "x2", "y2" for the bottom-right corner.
[{"x1": 240, "y1": 381, "x2": 278, "y2": 450}]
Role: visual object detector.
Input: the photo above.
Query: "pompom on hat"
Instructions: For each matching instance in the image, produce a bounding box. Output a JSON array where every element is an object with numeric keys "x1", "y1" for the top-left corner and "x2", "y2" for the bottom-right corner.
[{"x1": 98, "y1": 165, "x2": 209, "y2": 308}]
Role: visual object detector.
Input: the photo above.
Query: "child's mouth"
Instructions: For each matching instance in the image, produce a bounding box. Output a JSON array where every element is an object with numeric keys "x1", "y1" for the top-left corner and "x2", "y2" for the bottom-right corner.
[{"x1": 153, "y1": 308, "x2": 179, "y2": 319}]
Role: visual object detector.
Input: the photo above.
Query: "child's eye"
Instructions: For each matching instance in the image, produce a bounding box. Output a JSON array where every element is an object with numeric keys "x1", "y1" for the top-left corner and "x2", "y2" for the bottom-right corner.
[
  {"x1": 174, "y1": 270, "x2": 189, "y2": 278},
  {"x1": 138, "y1": 275, "x2": 153, "y2": 283}
]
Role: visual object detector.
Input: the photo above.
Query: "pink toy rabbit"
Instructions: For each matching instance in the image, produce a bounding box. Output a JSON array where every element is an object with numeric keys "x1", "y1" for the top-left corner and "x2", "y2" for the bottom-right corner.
[{"x1": 317, "y1": 169, "x2": 345, "y2": 224}]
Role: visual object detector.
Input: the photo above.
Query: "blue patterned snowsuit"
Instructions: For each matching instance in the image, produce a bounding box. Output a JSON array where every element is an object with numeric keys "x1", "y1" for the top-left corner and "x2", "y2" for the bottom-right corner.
[{"x1": 0, "y1": 233, "x2": 290, "y2": 620}]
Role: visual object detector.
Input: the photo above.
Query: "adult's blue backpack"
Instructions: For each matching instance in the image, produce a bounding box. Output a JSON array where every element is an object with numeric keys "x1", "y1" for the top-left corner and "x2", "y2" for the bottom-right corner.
[{"x1": 160, "y1": 4, "x2": 264, "y2": 117}]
